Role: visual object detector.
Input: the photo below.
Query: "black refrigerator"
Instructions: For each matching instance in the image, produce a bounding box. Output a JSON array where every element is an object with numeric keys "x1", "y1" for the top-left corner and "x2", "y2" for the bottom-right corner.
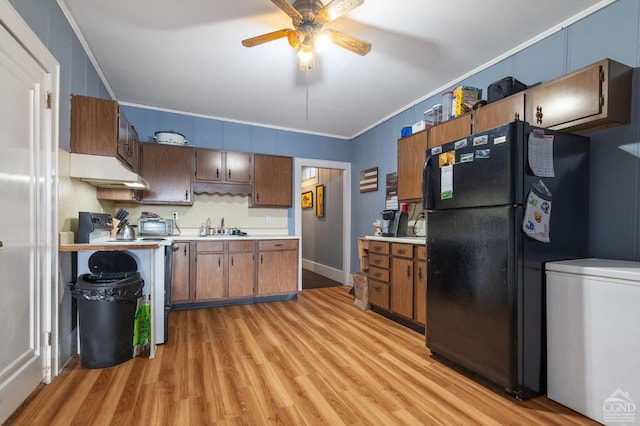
[{"x1": 423, "y1": 120, "x2": 589, "y2": 399}]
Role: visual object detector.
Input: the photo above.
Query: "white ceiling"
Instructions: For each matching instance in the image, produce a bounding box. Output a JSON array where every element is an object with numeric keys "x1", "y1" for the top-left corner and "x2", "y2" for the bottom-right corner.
[{"x1": 59, "y1": 0, "x2": 609, "y2": 140}]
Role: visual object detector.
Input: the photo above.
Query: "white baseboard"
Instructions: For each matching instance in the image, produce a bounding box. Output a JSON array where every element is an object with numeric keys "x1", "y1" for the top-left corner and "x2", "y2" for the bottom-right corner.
[{"x1": 302, "y1": 259, "x2": 348, "y2": 285}]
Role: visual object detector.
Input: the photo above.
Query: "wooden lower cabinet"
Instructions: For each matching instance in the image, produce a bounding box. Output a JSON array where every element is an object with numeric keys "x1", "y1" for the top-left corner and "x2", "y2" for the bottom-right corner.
[
  {"x1": 195, "y1": 241, "x2": 225, "y2": 301},
  {"x1": 257, "y1": 239, "x2": 298, "y2": 295},
  {"x1": 362, "y1": 238, "x2": 426, "y2": 330},
  {"x1": 172, "y1": 238, "x2": 298, "y2": 308},
  {"x1": 391, "y1": 244, "x2": 414, "y2": 319},
  {"x1": 413, "y1": 246, "x2": 426, "y2": 326},
  {"x1": 228, "y1": 241, "x2": 255, "y2": 298},
  {"x1": 171, "y1": 241, "x2": 191, "y2": 304},
  {"x1": 368, "y1": 280, "x2": 390, "y2": 309}
]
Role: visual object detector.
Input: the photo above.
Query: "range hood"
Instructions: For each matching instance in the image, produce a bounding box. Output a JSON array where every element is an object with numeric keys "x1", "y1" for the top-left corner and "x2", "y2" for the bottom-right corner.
[{"x1": 69, "y1": 153, "x2": 149, "y2": 189}]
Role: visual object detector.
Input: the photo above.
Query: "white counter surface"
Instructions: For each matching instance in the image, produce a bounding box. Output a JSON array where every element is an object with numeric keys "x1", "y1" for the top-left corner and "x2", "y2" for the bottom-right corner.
[
  {"x1": 364, "y1": 235, "x2": 425, "y2": 245},
  {"x1": 172, "y1": 234, "x2": 299, "y2": 242}
]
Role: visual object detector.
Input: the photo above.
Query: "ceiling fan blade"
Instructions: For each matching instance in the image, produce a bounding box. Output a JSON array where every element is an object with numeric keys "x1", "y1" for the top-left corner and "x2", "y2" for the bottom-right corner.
[
  {"x1": 242, "y1": 29, "x2": 292, "y2": 47},
  {"x1": 316, "y1": 0, "x2": 364, "y2": 24},
  {"x1": 323, "y1": 29, "x2": 371, "y2": 56},
  {"x1": 271, "y1": 0, "x2": 303, "y2": 21}
]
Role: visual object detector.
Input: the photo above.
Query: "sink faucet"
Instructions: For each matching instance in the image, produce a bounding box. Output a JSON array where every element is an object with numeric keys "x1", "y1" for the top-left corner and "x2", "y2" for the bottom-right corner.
[{"x1": 220, "y1": 217, "x2": 225, "y2": 232}]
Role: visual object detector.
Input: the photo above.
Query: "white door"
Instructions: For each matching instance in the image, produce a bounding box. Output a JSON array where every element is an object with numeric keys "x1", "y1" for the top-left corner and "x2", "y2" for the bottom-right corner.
[{"x1": 0, "y1": 16, "x2": 53, "y2": 423}]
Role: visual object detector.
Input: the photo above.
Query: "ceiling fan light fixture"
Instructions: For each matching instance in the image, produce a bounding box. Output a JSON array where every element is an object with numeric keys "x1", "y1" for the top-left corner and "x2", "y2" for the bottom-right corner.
[
  {"x1": 315, "y1": 32, "x2": 330, "y2": 52},
  {"x1": 297, "y1": 46, "x2": 314, "y2": 70}
]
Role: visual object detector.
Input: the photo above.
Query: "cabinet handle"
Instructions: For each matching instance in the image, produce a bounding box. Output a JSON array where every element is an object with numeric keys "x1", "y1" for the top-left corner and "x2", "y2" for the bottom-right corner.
[
  {"x1": 374, "y1": 259, "x2": 381, "y2": 264},
  {"x1": 256, "y1": 193, "x2": 260, "y2": 202},
  {"x1": 374, "y1": 247, "x2": 381, "y2": 252},
  {"x1": 183, "y1": 246, "x2": 187, "y2": 256},
  {"x1": 536, "y1": 105, "x2": 543, "y2": 125},
  {"x1": 274, "y1": 243, "x2": 283, "y2": 247},
  {"x1": 407, "y1": 265, "x2": 411, "y2": 278},
  {"x1": 374, "y1": 272, "x2": 381, "y2": 278},
  {"x1": 185, "y1": 190, "x2": 188, "y2": 200},
  {"x1": 216, "y1": 168, "x2": 219, "y2": 178},
  {"x1": 218, "y1": 257, "x2": 221, "y2": 267},
  {"x1": 260, "y1": 254, "x2": 263, "y2": 264},
  {"x1": 228, "y1": 169, "x2": 231, "y2": 179},
  {"x1": 418, "y1": 267, "x2": 422, "y2": 280},
  {"x1": 231, "y1": 256, "x2": 234, "y2": 266},
  {"x1": 398, "y1": 249, "x2": 406, "y2": 255}
]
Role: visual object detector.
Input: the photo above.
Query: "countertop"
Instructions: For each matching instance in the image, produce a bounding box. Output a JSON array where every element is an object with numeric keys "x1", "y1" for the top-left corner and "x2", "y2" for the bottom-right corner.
[
  {"x1": 59, "y1": 240, "x2": 161, "y2": 252},
  {"x1": 364, "y1": 235, "x2": 425, "y2": 245},
  {"x1": 172, "y1": 234, "x2": 299, "y2": 242}
]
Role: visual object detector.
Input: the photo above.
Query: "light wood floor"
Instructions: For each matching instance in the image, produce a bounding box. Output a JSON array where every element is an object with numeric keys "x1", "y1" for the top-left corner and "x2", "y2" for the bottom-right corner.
[{"x1": 8, "y1": 286, "x2": 596, "y2": 425}]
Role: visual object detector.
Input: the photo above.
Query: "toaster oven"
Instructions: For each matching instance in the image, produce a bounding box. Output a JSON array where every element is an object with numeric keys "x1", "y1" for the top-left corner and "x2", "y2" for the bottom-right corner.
[{"x1": 138, "y1": 218, "x2": 174, "y2": 236}]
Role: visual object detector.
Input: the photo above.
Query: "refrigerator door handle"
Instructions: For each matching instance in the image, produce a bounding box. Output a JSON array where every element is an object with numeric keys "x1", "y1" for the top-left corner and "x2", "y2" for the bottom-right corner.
[{"x1": 423, "y1": 154, "x2": 434, "y2": 210}]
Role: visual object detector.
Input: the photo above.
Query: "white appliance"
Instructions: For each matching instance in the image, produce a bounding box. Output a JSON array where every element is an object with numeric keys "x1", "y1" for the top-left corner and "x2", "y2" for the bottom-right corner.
[{"x1": 546, "y1": 258, "x2": 640, "y2": 425}]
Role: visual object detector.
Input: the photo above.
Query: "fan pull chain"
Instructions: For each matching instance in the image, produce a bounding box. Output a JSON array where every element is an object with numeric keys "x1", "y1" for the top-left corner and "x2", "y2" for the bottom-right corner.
[{"x1": 305, "y1": 66, "x2": 309, "y2": 122}]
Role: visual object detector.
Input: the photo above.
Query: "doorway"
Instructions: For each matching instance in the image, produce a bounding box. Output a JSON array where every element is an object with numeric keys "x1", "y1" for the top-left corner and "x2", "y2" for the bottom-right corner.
[{"x1": 294, "y1": 158, "x2": 351, "y2": 289}]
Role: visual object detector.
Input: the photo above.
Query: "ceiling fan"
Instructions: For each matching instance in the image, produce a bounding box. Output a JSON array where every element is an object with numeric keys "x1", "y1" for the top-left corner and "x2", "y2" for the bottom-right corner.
[{"x1": 242, "y1": 0, "x2": 371, "y2": 70}]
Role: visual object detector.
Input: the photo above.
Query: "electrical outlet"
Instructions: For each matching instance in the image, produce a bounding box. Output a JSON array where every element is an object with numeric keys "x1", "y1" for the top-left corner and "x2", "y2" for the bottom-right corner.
[
  {"x1": 266, "y1": 215, "x2": 271, "y2": 223},
  {"x1": 172, "y1": 211, "x2": 179, "y2": 221}
]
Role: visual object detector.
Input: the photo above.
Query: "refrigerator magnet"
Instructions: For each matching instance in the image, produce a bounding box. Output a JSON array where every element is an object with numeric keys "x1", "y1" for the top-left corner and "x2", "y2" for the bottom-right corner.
[
  {"x1": 441, "y1": 165, "x2": 453, "y2": 200},
  {"x1": 460, "y1": 152, "x2": 474, "y2": 163},
  {"x1": 454, "y1": 139, "x2": 468, "y2": 149},
  {"x1": 431, "y1": 146, "x2": 443, "y2": 155},
  {"x1": 473, "y1": 135, "x2": 489, "y2": 146},
  {"x1": 494, "y1": 135, "x2": 507, "y2": 145},
  {"x1": 475, "y1": 149, "x2": 490, "y2": 159},
  {"x1": 438, "y1": 151, "x2": 455, "y2": 167}
]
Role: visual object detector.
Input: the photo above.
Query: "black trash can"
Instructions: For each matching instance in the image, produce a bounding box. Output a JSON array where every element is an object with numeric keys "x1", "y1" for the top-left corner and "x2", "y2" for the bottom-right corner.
[{"x1": 70, "y1": 251, "x2": 144, "y2": 369}]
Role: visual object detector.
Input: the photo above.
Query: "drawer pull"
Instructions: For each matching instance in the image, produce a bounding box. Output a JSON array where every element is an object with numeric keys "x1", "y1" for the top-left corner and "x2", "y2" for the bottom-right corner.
[
  {"x1": 274, "y1": 243, "x2": 283, "y2": 247},
  {"x1": 398, "y1": 249, "x2": 406, "y2": 255},
  {"x1": 374, "y1": 272, "x2": 381, "y2": 278},
  {"x1": 374, "y1": 259, "x2": 381, "y2": 264}
]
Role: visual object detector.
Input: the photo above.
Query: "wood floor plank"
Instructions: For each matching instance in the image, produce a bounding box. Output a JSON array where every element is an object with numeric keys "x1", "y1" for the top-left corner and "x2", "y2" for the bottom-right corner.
[{"x1": 8, "y1": 286, "x2": 598, "y2": 425}]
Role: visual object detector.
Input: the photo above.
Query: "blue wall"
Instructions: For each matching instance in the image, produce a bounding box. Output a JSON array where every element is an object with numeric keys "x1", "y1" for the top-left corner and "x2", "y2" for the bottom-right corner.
[
  {"x1": 349, "y1": 0, "x2": 640, "y2": 270},
  {"x1": 13, "y1": 0, "x2": 640, "y2": 273}
]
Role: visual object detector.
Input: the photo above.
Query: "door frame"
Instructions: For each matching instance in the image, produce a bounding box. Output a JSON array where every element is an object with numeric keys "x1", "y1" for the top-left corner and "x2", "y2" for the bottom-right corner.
[
  {"x1": 293, "y1": 158, "x2": 351, "y2": 287},
  {"x1": 0, "y1": 0, "x2": 59, "y2": 390}
]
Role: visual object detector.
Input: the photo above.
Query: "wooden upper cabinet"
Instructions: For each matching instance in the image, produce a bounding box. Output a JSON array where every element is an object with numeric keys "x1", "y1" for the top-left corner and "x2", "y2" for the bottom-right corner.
[
  {"x1": 428, "y1": 114, "x2": 472, "y2": 149},
  {"x1": 226, "y1": 151, "x2": 251, "y2": 183},
  {"x1": 71, "y1": 95, "x2": 118, "y2": 156},
  {"x1": 139, "y1": 143, "x2": 193, "y2": 205},
  {"x1": 397, "y1": 130, "x2": 427, "y2": 202},
  {"x1": 251, "y1": 154, "x2": 292, "y2": 207},
  {"x1": 473, "y1": 92, "x2": 525, "y2": 134},
  {"x1": 525, "y1": 58, "x2": 632, "y2": 133},
  {"x1": 195, "y1": 149, "x2": 223, "y2": 181},
  {"x1": 71, "y1": 94, "x2": 138, "y2": 170},
  {"x1": 194, "y1": 149, "x2": 251, "y2": 183}
]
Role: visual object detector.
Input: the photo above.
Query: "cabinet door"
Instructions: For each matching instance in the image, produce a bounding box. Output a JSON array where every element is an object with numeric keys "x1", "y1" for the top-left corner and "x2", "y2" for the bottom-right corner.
[
  {"x1": 473, "y1": 92, "x2": 525, "y2": 134},
  {"x1": 527, "y1": 63, "x2": 602, "y2": 130},
  {"x1": 195, "y1": 253, "x2": 226, "y2": 300},
  {"x1": 140, "y1": 143, "x2": 193, "y2": 204},
  {"x1": 70, "y1": 95, "x2": 118, "y2": 156},
  {"x1": 228, "y1": 252, "x2": 255, "y2": 297},
  {"x1": 171, "y1": 242, "x2": 191, "y2": 304},
  {"x1": 257, "y1": 250, "x2": 297, "y2": 294},
  {"x1": 526, "y1": 59, "x2": 631, "y2": 132},
  {"x1": 397, "y1": 130, "x2": 427, "y2": 202},
  {"x1": 368, "y1": 280, "x2": 390, "y2": 309},
  {"x1": 428, "y1": 114, "x2": 472, "y2": 149},
  {"x1": 225, "y1": 151, "x2": 251, "y2": 183},
  {"x1": 194, "y1": 149, "x2": 223, "y2": 181},
  {"x1": 413, "y1": 258, "x2": 426, "y2": 325},
  {"x1": 252, "y1": 154, "x2": 292, "y2": 207},
  {"x1": 391, "y1": 257, "x2": 413, "y2": 319}
]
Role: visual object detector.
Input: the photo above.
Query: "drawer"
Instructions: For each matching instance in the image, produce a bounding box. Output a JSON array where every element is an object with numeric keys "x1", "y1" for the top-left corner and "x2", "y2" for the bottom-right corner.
[
  {"x1": 258, "y1": 239, "x2": 298, "y2": 251},
  {"x1": 392, "y1": 243, "x2": 413, "y2": 258},
  {"x1": 228, "y1": 240, "x2": 255, "y2": 252},
  {"x1": 369, "y1": 253, "x2": 390, "y2": 269},
  {"x1": 368, "y1": 280, "x2": 390, "y2": 309},
  {"x1": 368, "y1": 266, "x2": 390, "y2": 283},
  {"x1": 415, "y1": 245, "x2": 426, "y2": 261},
  {"x1": 369, "y1": 241, "x2": 389, "y2": 255},
  {"x1": 196, "y1": 241, "x2": 224, "y2": 252}
]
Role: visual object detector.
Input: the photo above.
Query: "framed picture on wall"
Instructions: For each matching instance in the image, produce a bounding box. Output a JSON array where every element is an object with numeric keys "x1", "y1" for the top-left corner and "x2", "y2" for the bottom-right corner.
[
  {"x1": 301, "y1": 191, "x2": 313, "y2": 209},
  {"x1": 316, "y1": 184, "x2": 325, "y2": 218}
]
